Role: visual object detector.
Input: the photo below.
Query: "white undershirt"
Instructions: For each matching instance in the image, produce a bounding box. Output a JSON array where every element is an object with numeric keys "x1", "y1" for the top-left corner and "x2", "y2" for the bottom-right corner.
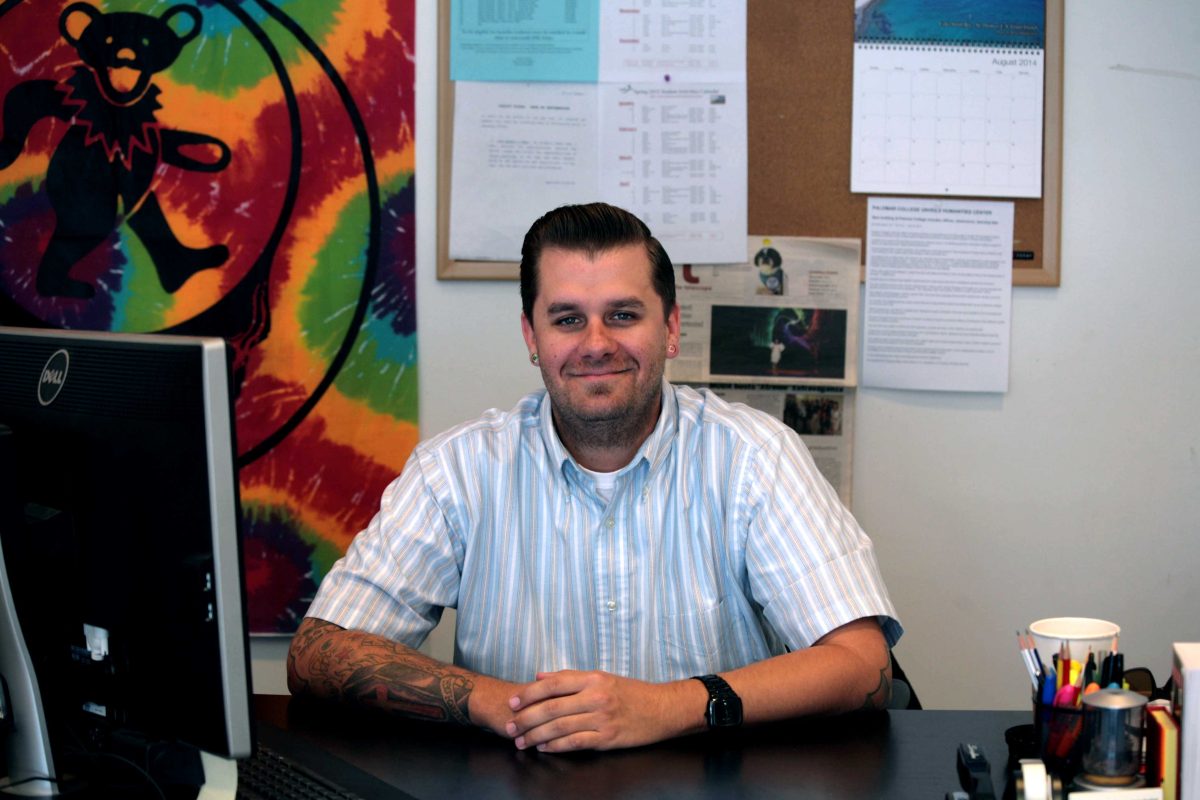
[{"x1": 578, "y1": 464, "x2": 619, "y2": 503}]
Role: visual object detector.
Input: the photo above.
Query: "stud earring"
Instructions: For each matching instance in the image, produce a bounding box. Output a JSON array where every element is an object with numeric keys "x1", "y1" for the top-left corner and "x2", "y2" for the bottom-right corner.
[
  {"x1": 530, "y1": 352, "x2": 539, "y2": 365},
  {"x1": 667, "y1": 343, "x2": 677, "y2": 355}
]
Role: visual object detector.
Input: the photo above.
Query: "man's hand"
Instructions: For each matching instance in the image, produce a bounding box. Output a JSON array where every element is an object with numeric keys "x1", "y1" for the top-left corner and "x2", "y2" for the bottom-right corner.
[{"x1": 505, "y1": 670, "x2": 705, "y2": 753}]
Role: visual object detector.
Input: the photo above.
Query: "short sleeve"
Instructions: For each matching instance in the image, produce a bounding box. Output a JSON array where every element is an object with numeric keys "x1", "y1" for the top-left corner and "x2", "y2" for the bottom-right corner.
[
  {"x1": 305, "y1": 447, "x2": 464, "y2": 647},
  {"x1": 741, "y1": 430, "x2": 902, "y2": 650}
]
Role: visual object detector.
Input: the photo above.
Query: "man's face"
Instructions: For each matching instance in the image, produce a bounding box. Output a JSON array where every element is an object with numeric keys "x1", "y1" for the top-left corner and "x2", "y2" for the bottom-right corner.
[{"x1": 520, "y1": 244, "x2": 680, "y2": 450}]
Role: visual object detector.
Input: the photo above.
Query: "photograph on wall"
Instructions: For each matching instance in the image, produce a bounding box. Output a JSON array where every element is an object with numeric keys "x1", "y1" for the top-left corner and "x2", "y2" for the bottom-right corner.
[
  {"x1": 710, "y1": 306, "x2": 848, "y2": 381},
  {"x1": 0, "y1": 0, "x2": 417, "y2": 634},
  {"x1": 783, "y1": 392, "x2": 845, "y2": 437}
]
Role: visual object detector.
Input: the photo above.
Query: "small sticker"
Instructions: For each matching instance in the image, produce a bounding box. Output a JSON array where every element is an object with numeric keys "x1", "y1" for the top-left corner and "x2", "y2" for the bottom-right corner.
[{"x1": 82, "y1": 701, "x2": 107, "y2": 717}]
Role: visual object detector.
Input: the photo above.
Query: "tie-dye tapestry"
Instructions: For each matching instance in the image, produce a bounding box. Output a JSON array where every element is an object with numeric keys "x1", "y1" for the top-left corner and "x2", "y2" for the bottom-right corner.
[{"x1": 0, "y1": 0, "x2": 417, "y2": 634}]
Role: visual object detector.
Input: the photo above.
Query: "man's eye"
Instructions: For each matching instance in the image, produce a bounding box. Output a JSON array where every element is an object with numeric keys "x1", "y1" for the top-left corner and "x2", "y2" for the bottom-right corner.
[
  {"x1": 553, "y1": 316, "x2": 582, "y2": 327},
  {"x1": 610, "y1": 311, "x2": 637, "y2": 322}
]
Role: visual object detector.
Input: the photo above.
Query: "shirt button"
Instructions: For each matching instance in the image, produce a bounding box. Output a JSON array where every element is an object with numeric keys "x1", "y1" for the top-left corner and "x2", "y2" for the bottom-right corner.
[
  {"x1": 606, "y1": 518, "x2": 615, "y2": 528},
  {"x1": 606, "y1": 600, "x2": 617, "y2": 611}
]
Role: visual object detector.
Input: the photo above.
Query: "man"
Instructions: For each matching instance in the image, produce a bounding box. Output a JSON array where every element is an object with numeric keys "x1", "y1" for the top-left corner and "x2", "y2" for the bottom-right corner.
[{"x1": 288, "y1": 203, "x2": 902, "y2": 753}]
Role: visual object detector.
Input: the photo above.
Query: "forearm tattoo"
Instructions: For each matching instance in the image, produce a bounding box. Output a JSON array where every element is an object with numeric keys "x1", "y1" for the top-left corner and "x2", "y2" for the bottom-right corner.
[{"x1": 290, "y1": 619, "x2": 474, "y2": 725}]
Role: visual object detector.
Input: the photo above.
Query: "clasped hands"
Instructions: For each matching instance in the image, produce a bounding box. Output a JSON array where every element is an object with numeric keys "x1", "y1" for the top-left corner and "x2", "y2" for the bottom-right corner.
[{"x1": 494, "y1": 669, "x2": 702, "y2": 753}]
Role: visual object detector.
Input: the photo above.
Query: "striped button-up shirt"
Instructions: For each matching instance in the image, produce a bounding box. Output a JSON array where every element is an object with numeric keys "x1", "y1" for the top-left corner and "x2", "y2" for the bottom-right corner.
[{"x1": 307, "y1": 381, "x2": 901, "y2": 682}]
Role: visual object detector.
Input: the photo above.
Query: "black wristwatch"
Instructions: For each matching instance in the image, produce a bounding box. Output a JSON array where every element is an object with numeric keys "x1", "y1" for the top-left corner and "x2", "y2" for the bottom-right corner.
[{"x1": 692, "y1": 674, "x2": 743, "y2": 729}]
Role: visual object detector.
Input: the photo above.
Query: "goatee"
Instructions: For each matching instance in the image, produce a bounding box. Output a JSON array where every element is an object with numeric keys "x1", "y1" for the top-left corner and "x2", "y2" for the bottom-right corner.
[{"x1": 546, "y1": 379, "x2": 663, "y2": 456}]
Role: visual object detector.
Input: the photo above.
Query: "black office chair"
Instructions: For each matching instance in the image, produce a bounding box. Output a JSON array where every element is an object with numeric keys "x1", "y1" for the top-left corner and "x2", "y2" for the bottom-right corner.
[{"x1": 889, "y1": 651, "x2": 922, "y2": 709}]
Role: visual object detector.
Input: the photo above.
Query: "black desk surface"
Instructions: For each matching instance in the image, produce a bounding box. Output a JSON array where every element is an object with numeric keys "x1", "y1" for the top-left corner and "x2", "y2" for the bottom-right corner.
[{"x1": 253, "y1": 695, "x2": 1028, "y2": 800}]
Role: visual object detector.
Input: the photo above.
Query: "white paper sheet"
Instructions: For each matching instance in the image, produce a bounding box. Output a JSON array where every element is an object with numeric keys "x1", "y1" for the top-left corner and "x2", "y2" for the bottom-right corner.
[
  {"x1": 450, "y1": 81, "x2": 746, "y2": 264},
  {"x1": 599, "y1": 83, "x2": 747, "y2": 264},
  {"x1": 861, "y1": 197, "x2": 1013, "y2": 392},
  {"x1": 598, "y1": 0, "x2": 746, "y2": 84},
  {"x1": 449, "y1": 83, "x2": 599, "y2": 261}
]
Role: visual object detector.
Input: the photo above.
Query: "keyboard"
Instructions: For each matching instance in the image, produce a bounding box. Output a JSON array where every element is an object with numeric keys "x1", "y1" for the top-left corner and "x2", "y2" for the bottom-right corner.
[{"x1": 237, "y1": 743, "x2": 364, "y2": 800}]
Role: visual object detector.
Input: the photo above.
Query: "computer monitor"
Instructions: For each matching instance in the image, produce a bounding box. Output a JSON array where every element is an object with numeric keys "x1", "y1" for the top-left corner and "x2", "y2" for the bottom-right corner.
[{"x1": 0, "y1": 327, "x2": 252, "y2": 797}]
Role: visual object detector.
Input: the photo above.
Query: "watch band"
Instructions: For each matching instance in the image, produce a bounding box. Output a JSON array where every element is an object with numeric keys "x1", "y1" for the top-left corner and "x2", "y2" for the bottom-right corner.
[{"x1": 692, "y1": 673, "x2": 743, "y2": 729}]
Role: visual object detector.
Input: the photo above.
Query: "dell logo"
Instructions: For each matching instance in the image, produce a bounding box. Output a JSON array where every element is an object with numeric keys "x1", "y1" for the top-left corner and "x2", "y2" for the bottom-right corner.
[{"x1": 38, "y1": 349, "x2": 70, "y2": 406}]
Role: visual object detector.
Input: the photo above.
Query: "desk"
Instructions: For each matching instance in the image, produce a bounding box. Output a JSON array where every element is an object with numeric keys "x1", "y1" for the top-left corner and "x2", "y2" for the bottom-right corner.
[{"x1": 254, "y1": 695, "x2": 1027, "y2": 799}]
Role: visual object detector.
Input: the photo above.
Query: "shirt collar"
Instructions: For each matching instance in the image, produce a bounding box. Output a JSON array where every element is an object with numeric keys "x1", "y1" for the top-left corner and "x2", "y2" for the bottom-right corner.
[{"x1": 538, "y1": 379, "x2": 679, "y2": 480}]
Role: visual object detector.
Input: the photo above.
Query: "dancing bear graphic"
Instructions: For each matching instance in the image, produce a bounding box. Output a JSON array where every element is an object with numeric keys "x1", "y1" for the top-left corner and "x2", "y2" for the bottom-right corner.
[{"x1": 0, "y1": 2, "x2": 231, "y2": 298}]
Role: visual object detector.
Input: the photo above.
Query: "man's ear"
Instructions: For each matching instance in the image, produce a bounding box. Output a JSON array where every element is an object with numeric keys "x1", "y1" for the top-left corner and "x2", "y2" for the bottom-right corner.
[
  {"x1": 666, "y1": 303, "x2": 681, "y2": 355},
  {"x1": 520, "y1": 311, "x2": 536, "y2": 355}
]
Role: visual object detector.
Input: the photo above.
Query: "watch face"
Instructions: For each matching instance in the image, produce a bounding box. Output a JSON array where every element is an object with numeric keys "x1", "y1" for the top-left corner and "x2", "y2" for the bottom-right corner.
[{"x1": 709, "y1": 696, "x2": 743, "y2": 727}]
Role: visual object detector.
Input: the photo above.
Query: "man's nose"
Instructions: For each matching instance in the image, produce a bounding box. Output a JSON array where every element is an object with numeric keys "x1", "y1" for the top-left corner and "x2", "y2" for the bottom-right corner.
[{"x1": 580, "y1": 322, "x2": 616, "y2": 357}]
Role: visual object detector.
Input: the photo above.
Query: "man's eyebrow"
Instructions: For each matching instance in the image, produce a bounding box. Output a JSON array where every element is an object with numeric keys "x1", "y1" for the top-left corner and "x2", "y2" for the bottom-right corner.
[{"x1": 543, "y1": 298, "x2": 647, "y2": 315}]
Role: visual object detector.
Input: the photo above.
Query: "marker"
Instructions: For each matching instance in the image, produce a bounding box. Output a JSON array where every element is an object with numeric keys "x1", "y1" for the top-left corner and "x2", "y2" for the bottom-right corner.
[
  {"x1": 1054, "y1": 683, "x2": 1079, "y2": 709},
  {"x1": 1040, "y1": 668, "x2": 1057, "y2": 706}
]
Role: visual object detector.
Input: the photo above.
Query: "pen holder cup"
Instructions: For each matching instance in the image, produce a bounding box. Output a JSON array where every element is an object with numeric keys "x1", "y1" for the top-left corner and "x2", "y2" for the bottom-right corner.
[{"x1": 1033, "y1": 701, "x2": 1086, "y2": 780}]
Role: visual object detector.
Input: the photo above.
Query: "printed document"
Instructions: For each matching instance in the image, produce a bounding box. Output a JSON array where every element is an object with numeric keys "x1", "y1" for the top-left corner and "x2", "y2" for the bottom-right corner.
[
  {"x1": 451, "y1": 81, "x2": 746, "y2": 264},
  {"x1": 450, "y1": 0, "x2": 745, "y2": 84},
  {"x1": 450, "y1": 0, "x2": 599, "y2": 82},
  {"x1": 861, "y1": 197, "x2": 1013, "y2": 392},
  {"x1": 449, "y1": 83, "x2": 598, "y2": 261},
  {"x1": 599, "y1": 0, "x2": 746, "y2": 84},
  {"x1": 448, "y1": 1, "x2": 748, "y2": 264}
]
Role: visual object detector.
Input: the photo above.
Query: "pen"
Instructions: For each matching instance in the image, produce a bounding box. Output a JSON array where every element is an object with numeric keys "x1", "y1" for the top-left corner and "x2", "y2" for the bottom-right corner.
[
  {"x1": 1027, "y1": 634, "x2": 1044, "y2": 676},
  {"x1": 1109, "y1": 653, "x2": 1124, "y2": 689},
  {"x1": 1017, "y1": 631, "x2": 1039, "y2": 688}
]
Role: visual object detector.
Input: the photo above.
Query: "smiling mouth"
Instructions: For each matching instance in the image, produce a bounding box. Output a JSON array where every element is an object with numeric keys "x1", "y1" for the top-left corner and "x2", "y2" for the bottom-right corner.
[{"x1": 569, "y1": 367, "x2": 631, "y2": 379}]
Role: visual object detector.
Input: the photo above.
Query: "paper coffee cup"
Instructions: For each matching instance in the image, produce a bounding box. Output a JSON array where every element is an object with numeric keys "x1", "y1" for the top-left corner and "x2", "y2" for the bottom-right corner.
[{"x1": 1029, "y1": 617, "x2": 1120, "y2": 665}]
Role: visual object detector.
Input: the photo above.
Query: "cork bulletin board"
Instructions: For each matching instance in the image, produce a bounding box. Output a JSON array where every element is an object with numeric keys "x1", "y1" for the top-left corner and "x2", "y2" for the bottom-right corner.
[{"x1": 437, "y1": 1, "x2": 1064, "y2": 286}]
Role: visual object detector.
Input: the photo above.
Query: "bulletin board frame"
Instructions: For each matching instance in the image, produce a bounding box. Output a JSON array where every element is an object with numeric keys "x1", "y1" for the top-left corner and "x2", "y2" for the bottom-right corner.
[{"x1": 436, "y1": 1, "x2": 1064, "y2": 286}]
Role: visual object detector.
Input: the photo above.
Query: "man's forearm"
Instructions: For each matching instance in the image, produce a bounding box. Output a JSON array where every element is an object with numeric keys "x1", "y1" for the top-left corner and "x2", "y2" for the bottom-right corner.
[
  {"x1": 724, "y1": 617, "x2": 893, "y2": 724},
  {"x1": 287, "y1": 617, "x2": 482, "y2": 726}
]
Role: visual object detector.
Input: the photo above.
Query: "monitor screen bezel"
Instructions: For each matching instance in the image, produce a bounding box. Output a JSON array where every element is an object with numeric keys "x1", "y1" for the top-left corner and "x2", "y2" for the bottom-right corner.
[{"x1": 0, "y1": 326, "x2": 253, "y2": 789}]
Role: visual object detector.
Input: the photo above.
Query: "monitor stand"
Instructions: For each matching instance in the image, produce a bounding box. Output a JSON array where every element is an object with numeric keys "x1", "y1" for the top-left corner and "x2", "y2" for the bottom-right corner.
[
  {"x1": 0, "y1": 424, "x2": 54, "y2": 796},
  {"x1": 0, "y1": 530, "x2": 57, "y2": 797},
  {"x1": 196, "y1": 750, "x2": 237, "y2": 800}
]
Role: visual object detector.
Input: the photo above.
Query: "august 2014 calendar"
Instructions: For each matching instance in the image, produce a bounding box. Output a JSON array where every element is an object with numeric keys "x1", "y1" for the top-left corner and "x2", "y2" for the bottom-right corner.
[{"x1": 850, "y1": 0, "x2": 1045, "y2": 199}]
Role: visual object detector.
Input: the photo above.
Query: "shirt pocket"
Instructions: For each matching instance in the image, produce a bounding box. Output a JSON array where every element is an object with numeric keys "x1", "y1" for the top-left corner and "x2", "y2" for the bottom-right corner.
[{"x1": 659, "y1": 598, "x2": 733, "y2": 676}]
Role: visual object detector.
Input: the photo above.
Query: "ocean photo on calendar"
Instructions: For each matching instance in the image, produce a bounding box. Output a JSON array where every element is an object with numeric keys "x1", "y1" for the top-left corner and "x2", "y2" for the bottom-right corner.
[{"x1": 854, "y1": 0, "x2": 1045, "y2": 47}]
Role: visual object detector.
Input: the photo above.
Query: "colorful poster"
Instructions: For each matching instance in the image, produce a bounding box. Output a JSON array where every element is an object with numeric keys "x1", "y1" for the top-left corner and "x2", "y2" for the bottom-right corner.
[{"x1": 0, "y1": 0, "x2": 417, "y2": 634}]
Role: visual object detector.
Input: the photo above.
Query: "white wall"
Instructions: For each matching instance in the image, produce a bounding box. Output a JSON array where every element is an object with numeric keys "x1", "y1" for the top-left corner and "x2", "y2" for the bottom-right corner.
[{"x1": 253, "y1": 0, "x2": 1200, "y2": 707}]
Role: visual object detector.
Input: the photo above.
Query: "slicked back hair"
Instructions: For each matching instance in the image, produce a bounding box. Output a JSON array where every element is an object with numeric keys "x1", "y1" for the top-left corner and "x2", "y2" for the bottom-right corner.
[{"x1": 519, "y1": 203, "x2": 675, "y2": 324}]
